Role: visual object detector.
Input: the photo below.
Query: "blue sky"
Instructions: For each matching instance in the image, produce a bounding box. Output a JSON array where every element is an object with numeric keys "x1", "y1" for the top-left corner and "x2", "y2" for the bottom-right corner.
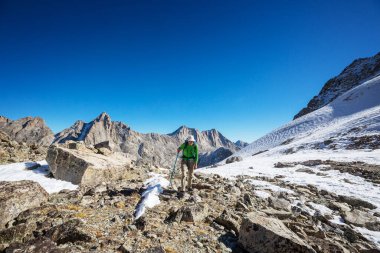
[{"x1": 1, "y1": 0, "x2": 380, "y2": 142}]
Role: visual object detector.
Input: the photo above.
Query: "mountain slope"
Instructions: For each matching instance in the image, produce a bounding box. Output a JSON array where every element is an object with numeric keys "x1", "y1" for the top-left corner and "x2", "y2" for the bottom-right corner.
[
  {"x1": 54, "y1": 113, "x2": 239, "y2": 167},
  {"x1": 294, "y1": 52, "x2": 380, "y2": 119},
  {"x1": 237, "y1": 75, "x2": 380, "y2": 158}
]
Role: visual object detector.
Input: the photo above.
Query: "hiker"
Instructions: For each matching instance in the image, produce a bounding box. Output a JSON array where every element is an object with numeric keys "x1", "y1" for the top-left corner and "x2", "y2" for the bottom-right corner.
[{"x1": 177, "y1": 135, "x2": 198, "y2": 192}]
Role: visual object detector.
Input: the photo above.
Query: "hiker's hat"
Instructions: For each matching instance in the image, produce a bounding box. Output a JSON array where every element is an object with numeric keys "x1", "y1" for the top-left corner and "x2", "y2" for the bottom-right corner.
[{"x1": 187, "y1": 135, "x2": 195, "y2": 142}]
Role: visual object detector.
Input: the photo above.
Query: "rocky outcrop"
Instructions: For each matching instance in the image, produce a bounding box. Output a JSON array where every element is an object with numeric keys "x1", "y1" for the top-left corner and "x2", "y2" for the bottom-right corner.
[
  {"x1": 342, "y1": 209, "x2": 380, "y2": 230},
  {"x1": 53, "y1": 112, "x2": 239, "y2": 168},
  {"x1": 238, "y1": 213, "x2": 315, "y2": 253},
  {"x1": 0, "y1": 181, "x2": 48, "y2": 229},
  {"x1": 226, "y1": 156, "x2": 243, "y2": 164},
  {"x1": 46, "y1": 142, "x2": 132, "y2": 186},
  {"x1": 294, "y1": 52, "x2": 380, "y2": 119},
  {"x1": 0, "y1": 116, "x2": 54, "y2": 147},
  {"x1": 0, "y1": 131, "x2": 48, "y2": 164},
  {"x1": 0, "y1": 116, "x2": 54, "y2": 164}
]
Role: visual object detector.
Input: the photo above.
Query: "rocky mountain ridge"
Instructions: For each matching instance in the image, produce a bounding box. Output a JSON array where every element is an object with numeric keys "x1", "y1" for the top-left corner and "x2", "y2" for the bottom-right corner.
[
  {"x1": 53, "y1": 112, "x2": 240, "y2": 168},
  {"x1": 0, "y1": 116, "x2": 54, "y2": 147},
  {"x1": 294, "y1": 51, "x2": 380, "y2": 119},
  {"x1": 0, "y1": 116, "x2": 54, "y2": 164}
]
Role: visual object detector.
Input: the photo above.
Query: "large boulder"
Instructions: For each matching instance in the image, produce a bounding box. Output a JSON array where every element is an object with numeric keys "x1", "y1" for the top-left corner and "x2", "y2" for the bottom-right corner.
[
  {"x1": 239, "y1": 213, "x2": 315, "y2": 253},
  {"x1": 0, "y1": 181, "x2": 48, "y2": 229},
  {"x1": 342, "y1": 209, "x2": 380, "y2": 230},
  {"x1": 46, "y1": 143, "x2": 132, "y2": 186}
]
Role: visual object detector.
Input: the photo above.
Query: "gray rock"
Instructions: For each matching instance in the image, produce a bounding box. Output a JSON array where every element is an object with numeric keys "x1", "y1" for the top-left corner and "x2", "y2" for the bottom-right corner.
[
  {"x1": 342, "y1": 209, "x2": 380, "y2": 230},
  {"x1": 338, "y1": 195, "x2": 377, "y2": 210},
  {"x1": 238, "y1": 213, "x2": 316, "y2": 253},
  {"x1": 295, "y1": 168, "x2": 315, "y2": 174},
  {"x1": 46, "y1": 144, "x2": 132, "y2": 186},
  {"x1": 0, "y1": 181, "x2": 48, "y2": 229},
  {"x1": 45, "y1": 219, "x2": 94, "y2": 245},
  {"x1": 168, "y1": 203, "x2": 208, "y2": 223},
  {"x1": 268, "y1": 197, "x2": 291, "y2": 211},
  {"x1": 226, "y1": 156, "x2": 243, "y2": 164},
  {"x1": 214, "y1": 210, "x2": 240, "y2": 234}
]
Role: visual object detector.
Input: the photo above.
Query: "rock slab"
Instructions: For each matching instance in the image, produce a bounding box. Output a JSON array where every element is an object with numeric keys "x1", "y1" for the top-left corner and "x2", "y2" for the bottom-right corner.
[
  {"x1": 46, "y1": 144, "x2": 131, "y2": 186},
  {"x1": 238, "y1": 213, "x2": 315, "y2": 253}
]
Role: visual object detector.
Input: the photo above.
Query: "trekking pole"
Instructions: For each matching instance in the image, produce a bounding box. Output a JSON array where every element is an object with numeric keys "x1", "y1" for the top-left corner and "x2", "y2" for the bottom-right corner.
[{"x1": 169, "y1": 152, "x2": 180, "y2": 188}]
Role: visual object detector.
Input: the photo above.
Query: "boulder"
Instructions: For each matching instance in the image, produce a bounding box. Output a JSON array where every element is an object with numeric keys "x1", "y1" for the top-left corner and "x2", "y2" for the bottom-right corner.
[
  {"x1": 0, "y1": 181, "x2": 48, "y2": 229},
  {"x1": 342, "y1": 210, "x2": 380, "y2": 230},
  {"x1": 45, "y1": 219, "x2": 94, "y2": 245},
  {"x1": 46, "y1": 144, "x2": 132, "y2": 186},
  {"x1": 214, "y1": 210, "x2": 240, "y2": 234},
  {"x1": 238, "y1": 213, "x2": 315, "y2": 253},
  {"x1": 226, "y1": 156, "x2": 243, "y2": 164},
  {"x1": 338, "y1": 195, "x2": 377, "y2": 210},
  {"x1": 268, "y1": 197, "x2": 291, "y2": 211},
  {"x1": 167, "y1": 203, "x2": 208, "y2": 223}
]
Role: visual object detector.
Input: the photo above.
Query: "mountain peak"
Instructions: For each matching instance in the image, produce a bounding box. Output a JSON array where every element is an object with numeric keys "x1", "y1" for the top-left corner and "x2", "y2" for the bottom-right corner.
[{"x1": 95, "y1": 112, "x2": 111, "y2": 122}]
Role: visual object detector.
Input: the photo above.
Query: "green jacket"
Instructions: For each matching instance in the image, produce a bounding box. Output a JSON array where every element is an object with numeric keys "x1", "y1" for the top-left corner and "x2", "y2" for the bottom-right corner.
[{"x1": 178, "y1": 142, "x2": 198, "y2": 163}]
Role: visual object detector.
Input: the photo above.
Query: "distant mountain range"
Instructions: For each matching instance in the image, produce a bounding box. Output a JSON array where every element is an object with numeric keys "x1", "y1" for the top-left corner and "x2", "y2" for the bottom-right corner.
[{"x1": 0, "y1": 112, "x2": 242, "y2": 167}]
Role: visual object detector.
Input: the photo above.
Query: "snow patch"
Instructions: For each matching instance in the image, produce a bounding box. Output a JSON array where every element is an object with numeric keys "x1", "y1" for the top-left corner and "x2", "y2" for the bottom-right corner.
[
  {"x1": 134, "y1": 173, "x2": 169, "y2": 220},
  {"x1": 0, "y1": 161, "x2": 77, "y2": 193}
]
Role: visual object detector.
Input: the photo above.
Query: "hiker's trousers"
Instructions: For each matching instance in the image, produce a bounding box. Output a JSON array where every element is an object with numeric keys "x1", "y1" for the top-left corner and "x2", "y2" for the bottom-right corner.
[{"x1": 180, "y1": 159, "x2": 195, "y2": 191}]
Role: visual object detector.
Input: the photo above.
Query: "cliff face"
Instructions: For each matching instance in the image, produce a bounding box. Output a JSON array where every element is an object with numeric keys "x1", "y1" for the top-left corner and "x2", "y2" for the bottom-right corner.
[
  {"x1": 54, "y1": 113, "x2": 238, "y2": 168},
  {"x1": 294, "y1": 52, "x2": 380, "y2": 119}
]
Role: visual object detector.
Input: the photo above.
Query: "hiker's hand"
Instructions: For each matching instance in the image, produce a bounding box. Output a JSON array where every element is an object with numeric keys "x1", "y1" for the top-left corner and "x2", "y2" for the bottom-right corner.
[{"x1": 194, "y1": 164, "x2": 197, "y2": 169}]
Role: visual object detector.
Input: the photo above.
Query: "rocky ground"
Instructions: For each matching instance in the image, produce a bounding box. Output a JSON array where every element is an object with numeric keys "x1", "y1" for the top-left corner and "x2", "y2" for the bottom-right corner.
[
  {"x1": 274, "y1": 160, "x2": 380, "y2": 184},
  {"x1": 1, "y1": 164, "x2": 379, "y2": 253}
]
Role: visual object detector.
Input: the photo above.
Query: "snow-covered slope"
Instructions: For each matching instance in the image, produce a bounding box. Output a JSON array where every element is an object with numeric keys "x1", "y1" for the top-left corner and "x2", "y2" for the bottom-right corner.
[
  {"x1": 238, "y1": 75, "x2": 380, "y2": 158},
  {"x1": 294, "y1": 52, "x2": 380, "y2": 119}
]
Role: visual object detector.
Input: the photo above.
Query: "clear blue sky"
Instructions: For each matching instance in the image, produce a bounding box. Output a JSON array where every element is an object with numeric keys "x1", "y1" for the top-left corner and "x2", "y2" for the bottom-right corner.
[{"x1": 1, "y1": 0, "x2": 380, "y2": 142}]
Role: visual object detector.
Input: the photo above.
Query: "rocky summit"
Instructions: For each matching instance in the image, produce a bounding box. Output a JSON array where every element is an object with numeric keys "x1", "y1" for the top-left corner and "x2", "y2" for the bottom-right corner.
[{"x1": 53, "y1": 112, "x2": 240, "y2": 168}]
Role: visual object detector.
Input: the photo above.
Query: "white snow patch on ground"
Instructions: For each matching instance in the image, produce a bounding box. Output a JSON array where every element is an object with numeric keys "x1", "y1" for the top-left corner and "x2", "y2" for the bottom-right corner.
[
  {"x1": 247, "y1": 179, "x2": 295, "y2": 194},
  {"x1": 355, "y1": 227, "x2": 380, "y2": 248},
  {"x1": 307, "y1": 202, "x2": 333, "y2": 216},
  {"x1": 0, "y1": 161, "x2": 77, "y2": 193},
  {"x1": 254, "y1": 190, "x2": 271, "y2": 199},
  {"x1": 134, "y1": 173, "x2": 169, "y2": 220},
  {"x1": 199, "y1": 149, "x2": 380, "y2": 210}
]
